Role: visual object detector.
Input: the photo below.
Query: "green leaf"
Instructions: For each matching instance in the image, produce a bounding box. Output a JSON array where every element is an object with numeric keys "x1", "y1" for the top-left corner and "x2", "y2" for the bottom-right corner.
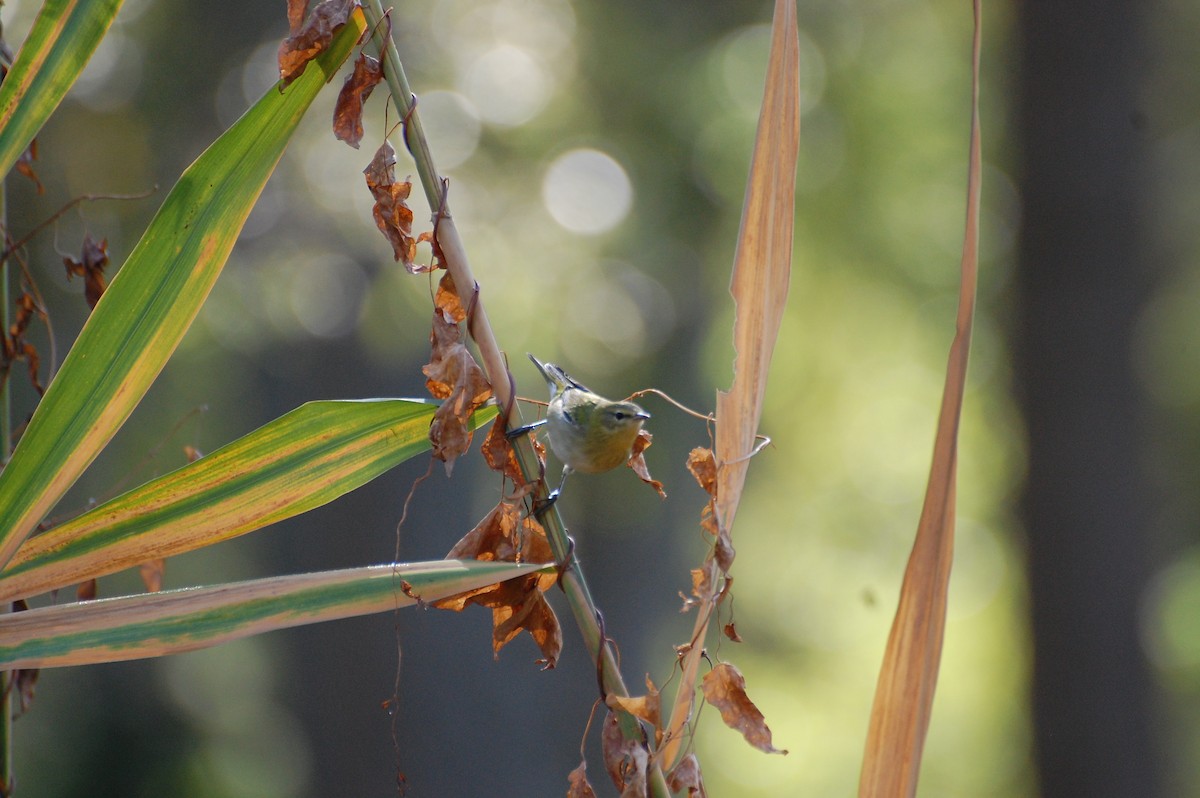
[
  {"x1": 0, "y1": 11, "x2": 367, "y2": 569},
  {"x1": 0, "y1": 560, "x2": 549, "y2": 669},
  {"x1": 0, "y1": 400, "x2": 496, "y2": 602},
  {"x1": 0, "y1": 0, "x2": 123, "y2": 178}
]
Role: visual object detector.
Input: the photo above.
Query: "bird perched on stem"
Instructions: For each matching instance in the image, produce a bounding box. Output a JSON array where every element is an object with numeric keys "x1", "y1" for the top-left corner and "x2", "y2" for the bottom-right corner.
[{"x1": 510, "y1": 354, "x2": 650, "y2": 508}]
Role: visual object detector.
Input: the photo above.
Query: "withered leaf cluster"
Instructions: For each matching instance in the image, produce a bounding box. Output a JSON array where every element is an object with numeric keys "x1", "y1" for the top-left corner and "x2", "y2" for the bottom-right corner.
[
  {"x1": 423, "y1": 273, "x2": 492, "y2": 474},
  {"x1": 363, "y1": 141, "x2": 435, "y2": 271},
  {"x1": 687, "y1": 447, "x2": 733, "y2": 573}
]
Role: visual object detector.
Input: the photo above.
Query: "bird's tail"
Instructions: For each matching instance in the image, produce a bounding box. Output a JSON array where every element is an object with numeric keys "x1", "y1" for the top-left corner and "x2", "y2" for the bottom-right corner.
[{"x1": 528, "y1": 353, "x2": 590, "y2": 397}]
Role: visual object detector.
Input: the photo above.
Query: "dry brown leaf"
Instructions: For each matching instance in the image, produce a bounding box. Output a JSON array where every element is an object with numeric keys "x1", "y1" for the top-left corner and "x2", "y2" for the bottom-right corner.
[
  {"x1": 437, "y1": 503, "x2": 559, "y2": 665},
  {"x1": 2, "y1": 290, "x2": 46, "y2": 396},
  {"x1": 286, "y1": 0, "x2": 308, "y2": 33},
  {"x1": 858, "y1": 5, "x2": 982, "y2": 795},
  {"x1": 567, "y1": 761, "x2": 598, "y2": 798},
  {"x1": 434, "y1": 271, "x2": 466, "y2": 322},
  {"x1": 666, "y1": 754, "x2": 707, "y2": 798},
  {"x1": 601, "y1": 711, "x2": 649, "y2": 796},
  {"x1": 364, "y1": 141, "x2": 423, "y2": 268},
  {"x1": 626, "y1": 429, "x2": 665, "y2": 498},
  {"x1": 605, "y1": 675, "x2": 661, "y2": 731},
  {"x1": 62, "y1": 233, "x2": 109, "y2": 309},
  {"x1": 687, "y1": 447, "x2": 717, "y2": 497},
  {"x1": 422, "y1": 281, "x2": 492, "y2": 474},
  {"x1": 333, "y1": 52, "x2": 382, "y2": 148},
  {"x1": 277, "y1": 0, "x2": 355, "y2": 86},
  {"x1": 15, "y1": 139, "x2": 42, "y2": 194},
  {"x1": 723, "y1": 621, "x2": 743, "y2": 643},
  {"x1": 481, "y1": 414, "x2": 525, "y2": 484},
  {"x1": 701, "y1": 662, "x2": 786, "y2": 756}
]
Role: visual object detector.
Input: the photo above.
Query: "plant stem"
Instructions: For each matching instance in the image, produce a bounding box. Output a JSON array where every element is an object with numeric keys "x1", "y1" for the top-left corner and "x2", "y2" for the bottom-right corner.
[{"x1": 359, "y1": 2, "x2": 672, "y2": 794}]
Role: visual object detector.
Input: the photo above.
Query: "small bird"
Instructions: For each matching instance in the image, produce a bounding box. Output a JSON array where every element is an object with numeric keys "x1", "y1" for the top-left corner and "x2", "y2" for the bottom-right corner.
[{"x1": 513, "y1": 354, "x2": 650, "y2": 506}]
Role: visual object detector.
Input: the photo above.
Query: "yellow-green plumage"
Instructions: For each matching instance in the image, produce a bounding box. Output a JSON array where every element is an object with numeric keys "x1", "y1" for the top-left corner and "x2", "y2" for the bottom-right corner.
[{"x1": 528, "y1": 354, "x2": 649, "y2": 475}]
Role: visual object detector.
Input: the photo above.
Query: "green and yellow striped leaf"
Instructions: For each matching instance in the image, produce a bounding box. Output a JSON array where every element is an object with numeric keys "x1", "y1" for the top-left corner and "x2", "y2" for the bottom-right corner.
[
  {"x1": 0, "y1": 0, "x2": 123, "y2": 178},
  {"x1": 0, "y1": 11, "x2": 367, "y2": 569},
  {"x1": 0, "y1": 559, "x2": 547, "y2": 669},
  {"x1": 0, "y1": 400, "x2": 495, "y2": 602}
]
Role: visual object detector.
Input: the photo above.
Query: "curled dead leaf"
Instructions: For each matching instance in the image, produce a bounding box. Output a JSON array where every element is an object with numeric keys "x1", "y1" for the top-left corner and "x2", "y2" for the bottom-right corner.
[
  {"x1": 364, "y1": 141, "x2": 422, "y2": 268},
  {"x1": 16, "y1": 139, "x2": 42, "y2": 193},
  {"x1": 277, "y1": 0, "x2": 356, "y2": 86},
  {"x1": 605, "y1": 675, "x2": 661, "y2": 732},
  {"x1": 333, "y1": 51, "x2": 382, "y2": 148},
  {"x1": 627, "y1": 429, "x2": 665, "y2": 498},
  {"x1": 567, "y1": 761, "x2": 598, "y2": 798},
  {"x1": 666, "y1": 753, "x2": 707, "y2": 798},
  {"x1": 701, "y1": 662, "x2": 786, "y2": 756},
  {"x1": 437, "y1": 503, "x2": 559, "y2": 665},
  {"x1": 62, "y1": 233, "x2": 109, "y2": 308},
  {"x1": 481, "y1": 415, "x2": 525, "y2": 484},
  {"x1": 601, "y1": 711, "x2": 650, "y2": 797},
  {"x1": 686, "y1": 447, "x2": 717, "y2": 498},
  {"x1": 423, "y1": 289, "x2": 492, "y2": 474}
]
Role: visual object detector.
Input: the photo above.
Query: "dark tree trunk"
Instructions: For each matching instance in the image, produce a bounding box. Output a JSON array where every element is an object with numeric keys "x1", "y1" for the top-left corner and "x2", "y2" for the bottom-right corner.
[{"x1": 1014, "y1": 2, "x2": 1163, "y2": 796}]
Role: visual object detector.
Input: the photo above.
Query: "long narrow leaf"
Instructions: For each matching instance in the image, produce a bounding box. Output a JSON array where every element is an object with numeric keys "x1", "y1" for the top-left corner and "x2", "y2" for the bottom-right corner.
[
  {"x1": 858, "y1": 2, "x2": 982, "y2": 794},
  {"x1": 0, "y1": 11, "x2": 367, "y2": 569},
  {"x1": 0, "y1": 559, "x2": 547, "y2": 669},
  {"x1": 0, "y1": 400, "x2": 495, "y2": 602},
  {"x1": 0, "y1": 0, "x2": 123, "y2": 177},
  {"x1": 662, "y1": 0, "x2": 798, "y2": 769}
]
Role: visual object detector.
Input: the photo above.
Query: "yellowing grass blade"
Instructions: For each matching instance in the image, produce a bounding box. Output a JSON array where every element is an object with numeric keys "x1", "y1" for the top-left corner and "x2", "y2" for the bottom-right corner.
[
  {"x1": 0, "y1": 11, "x2": 367, "y2": 569},
  {"x1": 0, "y1": 401, "x2": 495, "y2": 602},
  {"x1": 858, "y1": 3, "x2": 982, "y2": 795},
  {"x1": 662, "y1": 0, "x2": 799, "y2": 770},
  {"x1": 0, "y1": 560, "x2": 547, "y2": 669},
  {"x1": 0, "y1": 0, "x2": 123, "y2": 177}
]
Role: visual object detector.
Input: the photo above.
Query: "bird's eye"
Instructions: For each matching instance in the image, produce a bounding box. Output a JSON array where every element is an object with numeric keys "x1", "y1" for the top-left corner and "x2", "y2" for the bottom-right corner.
[{"x1": 613, "y1": 411, "x2": 626, "y2": 420}]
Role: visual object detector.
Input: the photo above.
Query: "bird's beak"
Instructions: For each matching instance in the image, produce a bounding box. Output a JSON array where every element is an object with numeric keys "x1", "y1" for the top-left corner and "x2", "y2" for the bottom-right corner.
[{"x1": 636, "y1": 411, "x2": 651, "y2": 420}]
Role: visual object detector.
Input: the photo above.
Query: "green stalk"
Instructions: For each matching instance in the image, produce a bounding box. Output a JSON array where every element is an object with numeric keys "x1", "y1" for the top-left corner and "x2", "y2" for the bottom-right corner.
[{"x1": 360, "y1": 2, "x2": 672, "y2": 793}]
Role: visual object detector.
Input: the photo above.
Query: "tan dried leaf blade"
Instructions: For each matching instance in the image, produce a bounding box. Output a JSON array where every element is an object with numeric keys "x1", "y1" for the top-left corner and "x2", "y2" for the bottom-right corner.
[
  {"x1": 667, "y1": 754, "x2": 707, "y2": 798},
  {"x1": 278, "y1": 0, "x2": 356, "y2": 86},
  {"x1": 333, "y1": 52, "x2": 382, "y2": 148},
  {"x1": 437, "y1": 504, "x2": 560, "y2": 666},
  {"x1": 701, "y1": 662, "x2": 786, "y2": 755},
  {"x1": 627, "y1": 429, "x2": 665, "y2": 498},
  {"x1": 423, "y1": 276, "x2": 492, "y2": 474},
  {"x1": 601, "y1": 711, "x2": 650, "y2": 796},
  {"x1": 62, "y1": 233, "x2": 109, "y2": 308},
  {"x1": 859, "y1": 5, "x2": 982, "y2": 795},
  {"x1": 364, "y1": 141, "x2": 422, "y2": 268},
  {"x1": 567, "y1": 761, "x2": 598, "y2": 798}
]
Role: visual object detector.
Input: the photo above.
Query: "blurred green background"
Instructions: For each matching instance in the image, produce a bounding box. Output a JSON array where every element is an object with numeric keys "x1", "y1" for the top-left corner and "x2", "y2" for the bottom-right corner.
[{"x1": 2, "y1": 0, "x2": 1197, "y2": 795}]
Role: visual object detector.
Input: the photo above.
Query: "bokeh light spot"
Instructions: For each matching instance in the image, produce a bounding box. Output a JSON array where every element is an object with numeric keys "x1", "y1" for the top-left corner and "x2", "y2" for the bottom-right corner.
[{"x1": 542, "y1": 149, "x2": 633, "y2": 235}]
